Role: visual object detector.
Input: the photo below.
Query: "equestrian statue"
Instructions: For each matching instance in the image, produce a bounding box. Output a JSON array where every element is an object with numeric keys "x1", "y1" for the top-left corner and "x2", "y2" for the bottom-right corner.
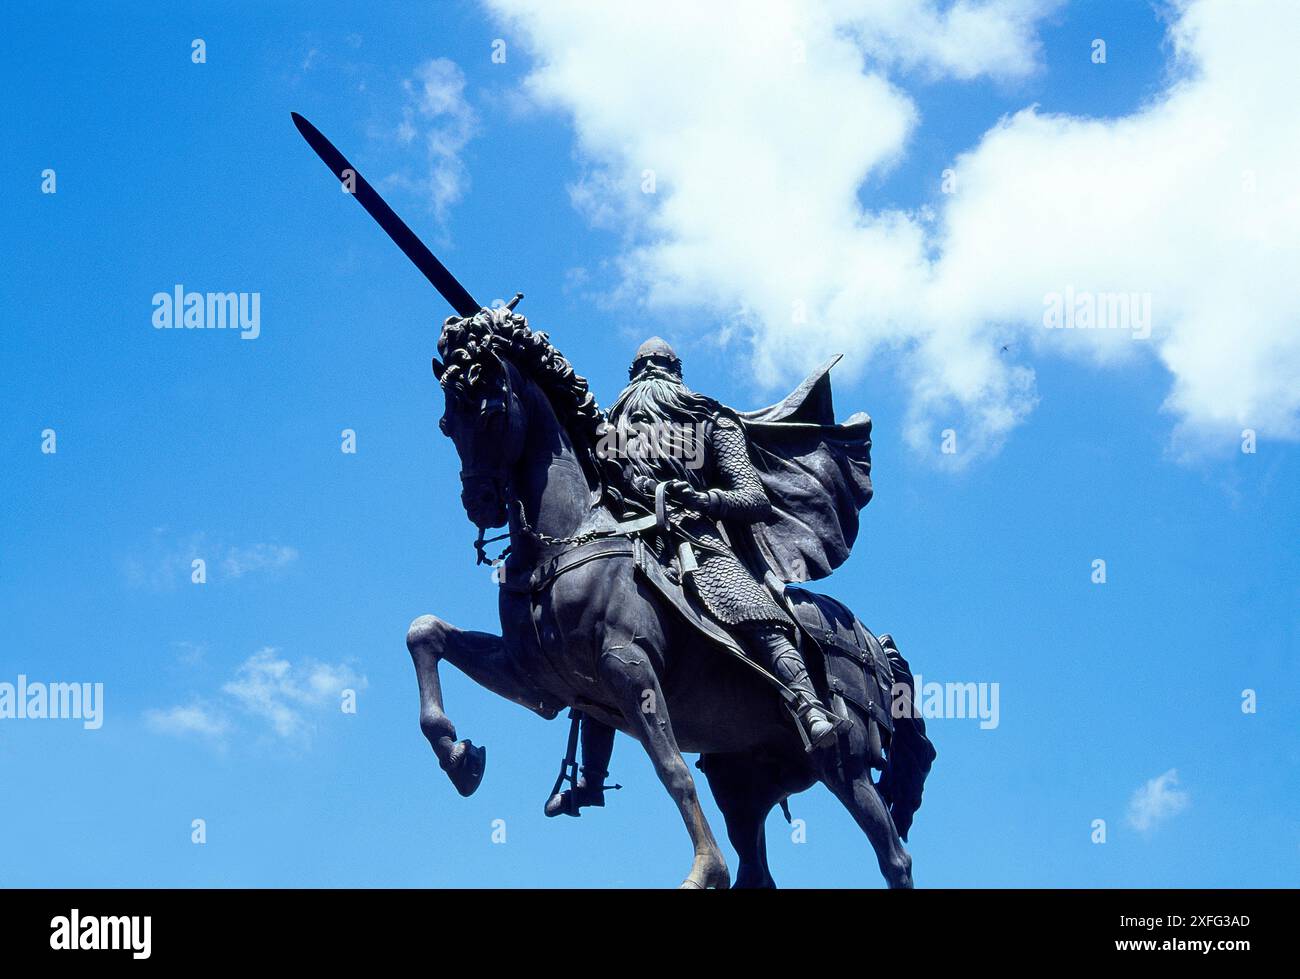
[{"x1": 292, "y1": 112, "x2": 936, "y2": 888}]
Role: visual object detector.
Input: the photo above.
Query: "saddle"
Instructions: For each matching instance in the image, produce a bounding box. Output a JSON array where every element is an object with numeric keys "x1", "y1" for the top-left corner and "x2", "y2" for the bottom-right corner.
[
  {"x1": 501, "y1": 495, "x2": 896, "y2": 761},
  {"x1": 629, "y1": 535, "x2": 795, "y2": 704},
  {"x1": 781, "y1": 583, "x2": 895, "y2": 740},
  {"x1": 632, "y1": 534, "x2": 896, "y2": 763}
]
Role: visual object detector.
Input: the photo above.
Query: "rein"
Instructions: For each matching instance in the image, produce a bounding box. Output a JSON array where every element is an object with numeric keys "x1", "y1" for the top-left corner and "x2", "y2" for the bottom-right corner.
[
  {"x1": 474, "y1": 499, "x2": 661, "y2": 568},
  {"x1": 473, "y1": 526, "x2": 513, "y2": 566},
  {"x1": 472, "y1": 482, "x2": 730, "y2": 578}
]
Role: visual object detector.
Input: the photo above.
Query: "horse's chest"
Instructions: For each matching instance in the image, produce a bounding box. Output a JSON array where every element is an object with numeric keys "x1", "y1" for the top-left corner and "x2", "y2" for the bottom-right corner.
[{"x1": 499, "y1": 589, "x2": 601, "y2": 698}]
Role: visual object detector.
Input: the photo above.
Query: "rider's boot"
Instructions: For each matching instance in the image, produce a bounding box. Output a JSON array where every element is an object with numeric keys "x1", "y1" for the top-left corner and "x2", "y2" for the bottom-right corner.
[
  {"x1": 544, "y1": 765, "x2": 608, "y2": 817},
  {"x1": 744, "y1": 625, "x2": 845, "y2": 750}
]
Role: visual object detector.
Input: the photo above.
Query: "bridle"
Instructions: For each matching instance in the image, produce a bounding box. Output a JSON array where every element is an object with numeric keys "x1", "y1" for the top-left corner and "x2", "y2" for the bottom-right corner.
[
  {"x1": 462, "y1": 463, "x2": 515, "y2": 566},
  {"x1": 454, "y1": 350, "x2": 518, "y2": 566},
  {"x1": 472, "y1": 523, "x2": 513, "y2": 566},
  {"x1": 473, "y1": 498, "x2": 646, "y2": 568}
]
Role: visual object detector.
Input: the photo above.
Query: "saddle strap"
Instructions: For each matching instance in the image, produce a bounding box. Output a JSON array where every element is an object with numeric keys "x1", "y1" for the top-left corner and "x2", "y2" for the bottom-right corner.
[{"x1": 826, "y1": 674, "x2": 894, "y2": 733}]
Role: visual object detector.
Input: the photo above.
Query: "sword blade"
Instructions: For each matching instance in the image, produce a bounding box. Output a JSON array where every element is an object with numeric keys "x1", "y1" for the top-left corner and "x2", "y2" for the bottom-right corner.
[{"x1": 291, "y1": 111, "x2": 481, "y2": 318}]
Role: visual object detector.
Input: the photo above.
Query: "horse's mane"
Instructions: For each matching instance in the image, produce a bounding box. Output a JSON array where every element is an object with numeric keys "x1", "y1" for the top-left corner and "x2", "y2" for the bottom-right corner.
[{"x1": 437, "y1": 308, "x2": 611, "y2": 492}]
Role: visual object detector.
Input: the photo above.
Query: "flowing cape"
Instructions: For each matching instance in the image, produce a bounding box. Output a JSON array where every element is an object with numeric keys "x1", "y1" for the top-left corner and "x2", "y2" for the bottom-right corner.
[{"x1": 730, "y1": 355, "x2": 872, "y2": 584}]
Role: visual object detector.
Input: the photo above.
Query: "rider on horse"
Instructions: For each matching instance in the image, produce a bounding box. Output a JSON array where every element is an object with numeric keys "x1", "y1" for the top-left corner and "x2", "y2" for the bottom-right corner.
[{"x1": 546, "y1": 336, "x2": 875, "y2": 817}]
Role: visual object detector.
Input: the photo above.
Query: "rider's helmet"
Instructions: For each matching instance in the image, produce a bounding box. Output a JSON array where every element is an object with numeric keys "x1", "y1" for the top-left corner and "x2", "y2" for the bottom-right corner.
[{"x1": 629, "y1": 336, "x2": 682, "y2": 380}]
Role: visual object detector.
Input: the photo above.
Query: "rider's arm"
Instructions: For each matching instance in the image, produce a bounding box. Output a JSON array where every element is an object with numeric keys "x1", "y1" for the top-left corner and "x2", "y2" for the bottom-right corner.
[{"x1": 703, "y1": 415, "x2": 771, "y2": 523}]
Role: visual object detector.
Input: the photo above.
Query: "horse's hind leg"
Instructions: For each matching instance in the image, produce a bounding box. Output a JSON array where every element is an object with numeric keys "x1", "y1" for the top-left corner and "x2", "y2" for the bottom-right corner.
[
  {"x1": 824, "y1": 768, "x2": 913, "y2": 888},
  {"x1": 699, "y1": 753, "x2": 780, "y2": 888},
  {"x1": 597, "y1": 646, "x2": 730, "y2": 890}
]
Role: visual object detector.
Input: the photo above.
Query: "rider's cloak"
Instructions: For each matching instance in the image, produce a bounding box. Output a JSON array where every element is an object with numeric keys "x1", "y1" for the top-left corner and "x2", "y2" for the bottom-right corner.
[{"x1": 728, "y1": 355, "x2": 873, "y2": 584}]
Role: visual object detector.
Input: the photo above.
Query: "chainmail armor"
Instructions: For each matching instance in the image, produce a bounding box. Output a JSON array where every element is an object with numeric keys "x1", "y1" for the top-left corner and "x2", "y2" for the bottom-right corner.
[{"x1": 672, "y1": 415, "x2": 791, "y2": 628}]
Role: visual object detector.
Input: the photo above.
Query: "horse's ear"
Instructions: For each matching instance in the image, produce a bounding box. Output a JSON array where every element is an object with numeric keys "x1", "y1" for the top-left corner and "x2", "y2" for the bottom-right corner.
[{"x1": 431, "y1": 356, "x2": 445, "y2": 381}]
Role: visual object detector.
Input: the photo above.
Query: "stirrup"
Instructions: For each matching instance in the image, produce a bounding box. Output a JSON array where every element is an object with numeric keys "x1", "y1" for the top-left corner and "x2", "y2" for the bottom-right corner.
[{"x1": 791, "y1": 695, "x2": 847, "y2": 752}]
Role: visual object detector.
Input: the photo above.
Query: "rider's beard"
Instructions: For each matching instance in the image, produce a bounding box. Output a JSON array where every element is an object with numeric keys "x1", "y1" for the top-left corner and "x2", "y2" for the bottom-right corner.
[{"x1": 607, "y1": 369, "x2": 716, "y2": 494}]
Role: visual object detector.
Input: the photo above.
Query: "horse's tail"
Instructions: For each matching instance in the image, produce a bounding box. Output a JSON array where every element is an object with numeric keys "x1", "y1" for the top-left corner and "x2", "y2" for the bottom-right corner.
[{"x1": 875, "y1": 634, "x2": 935, "y2": 842}]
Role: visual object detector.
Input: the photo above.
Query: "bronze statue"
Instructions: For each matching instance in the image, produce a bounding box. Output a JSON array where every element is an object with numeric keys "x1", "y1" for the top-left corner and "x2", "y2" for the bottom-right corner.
[{"x1": 293, "y1": 113, "x2": 935, "y2": 888}]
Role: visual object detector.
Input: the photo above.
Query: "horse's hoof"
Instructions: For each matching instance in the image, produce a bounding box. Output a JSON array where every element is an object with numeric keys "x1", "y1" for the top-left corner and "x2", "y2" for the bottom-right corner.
[
  {"x1": 444, "y1": 739, "x2": 486, "y2": 797},
  {"x1": 679, "y1": 856, "x2": 730, "y2": 890}
]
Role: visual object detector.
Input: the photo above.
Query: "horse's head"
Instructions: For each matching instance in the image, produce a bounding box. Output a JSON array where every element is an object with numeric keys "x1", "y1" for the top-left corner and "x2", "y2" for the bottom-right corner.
[{"x1": 434, "y1": 311, "x2": 529, "y2": 530}]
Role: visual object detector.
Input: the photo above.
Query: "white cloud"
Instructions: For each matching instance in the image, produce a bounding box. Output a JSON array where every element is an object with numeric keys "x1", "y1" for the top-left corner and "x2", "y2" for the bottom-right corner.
[
  {"x1": 1127, "y1": 768, "x2": 1191, "y2": 833},
  {"x1": 392, "y1": 58, "x2": 478, "y2": 222},
  {"x1": 173, "y1": 640, "x2": 207, "y2": 666},
  {"x1": 487, "y1": 0, "x2": 1300, "y2": 460},
  {"x1": 145, "y1": 703, "x2": 231, "y2": 741},
  {"x1": 831, "y1": 0, "x2": 1060, "y2": 80},
  {"x1": 148, "y1": 648, "x2": 366, "y2": 746},
  {"x1": 122, "y1": 530, "x2": 207, "y2": 590},
  {"x1": 222, "y1": 543, "x2": 299, "y2": 579},
  {"x1": 221, "y1": 648, "x2": 366, "y2": 741},
  {"x1": 123, "y1": 531, "x2": 299, "y2": 588}
]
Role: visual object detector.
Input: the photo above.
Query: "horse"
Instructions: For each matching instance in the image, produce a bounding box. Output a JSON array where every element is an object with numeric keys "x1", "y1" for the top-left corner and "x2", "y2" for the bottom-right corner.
[{"x1": 407, "y1": 309, "x2": 933, "y2": 888}]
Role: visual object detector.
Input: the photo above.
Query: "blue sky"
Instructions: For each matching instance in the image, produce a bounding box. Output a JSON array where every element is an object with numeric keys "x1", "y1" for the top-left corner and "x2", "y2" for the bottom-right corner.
[{"x1": 1, "y1": 1, "x2": 1296, "y2": 888}]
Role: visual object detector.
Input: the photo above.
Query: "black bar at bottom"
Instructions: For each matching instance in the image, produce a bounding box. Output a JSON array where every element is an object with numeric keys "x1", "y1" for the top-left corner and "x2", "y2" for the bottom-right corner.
[{"x1": 0, "y1": 887, "x2": 1282, "y2": 966}]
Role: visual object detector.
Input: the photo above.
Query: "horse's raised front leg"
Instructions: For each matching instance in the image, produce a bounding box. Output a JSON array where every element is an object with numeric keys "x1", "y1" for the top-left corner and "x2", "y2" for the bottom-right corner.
[
  {"x1": 407, "y1": 613, "x2": 558, "y2": 797},
  {"x1": 597, "y1": 644, "x2": 730, "y2": 889}
]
